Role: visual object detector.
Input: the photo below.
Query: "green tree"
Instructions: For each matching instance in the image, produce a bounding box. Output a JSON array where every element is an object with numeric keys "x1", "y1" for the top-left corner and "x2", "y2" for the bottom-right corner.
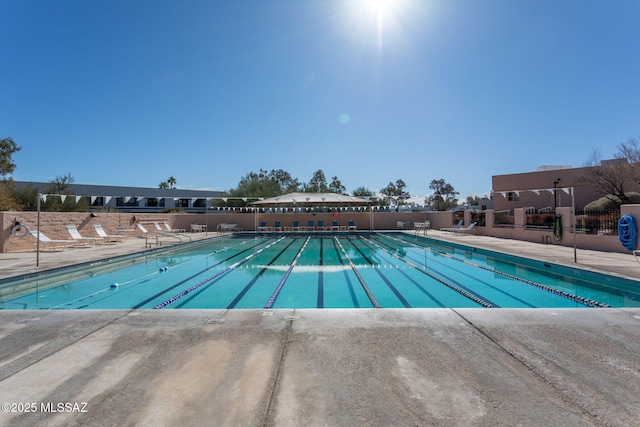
[
  {"x1": 0, "y1": 137, "x2": 21, "y2": 177},
  {"x1": 0, "y1": 180, "x2": 21, "y2": 211},
  {"x1": 304, "y1": 169, "x2": 329, "y2": 193},
  {"x1": 329, "y1": 176, "x2": 346, "y2": 194},
  {"x1": 167, "y1": 176, "x2": 177, "y2": 189},
  {"x1": 224, "y1": 169, "x2": 301, "y2": 207},
  {"x1": 43, "y1": 173, "x2": 88, "y2": 212},
  {"x1": 380, "y1": 179, "x2": 410, "y2": 209},
  {"x1": 352, "y1": 186, "x2": 374, "y2": 197},
  {"x1": 159, "y1": 176, "x2": 177, "y2": 189},
  {"x1": 0, "y1": 137, "x2": 23, "y2": 210},
  {"x1": 466, "y1": 195, "x2": 481, "y2": 206},
  {"x1": 426, "y1": 179, "x2": 459, "y2": 211},
  {"x1": 271, "y1": 169, "x2": 301, "y2": 194},
  {"x1": 352, "y1": 186, "x2": 378, "y2": 205},
  {"x1": 9, "y1": 183, "x2": 38, "y2": 211}
]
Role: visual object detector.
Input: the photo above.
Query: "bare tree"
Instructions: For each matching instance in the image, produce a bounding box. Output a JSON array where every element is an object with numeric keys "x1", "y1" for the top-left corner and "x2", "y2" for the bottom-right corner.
[{"x1": 580, "y1": 137, "x2": 640, "y2": 206}]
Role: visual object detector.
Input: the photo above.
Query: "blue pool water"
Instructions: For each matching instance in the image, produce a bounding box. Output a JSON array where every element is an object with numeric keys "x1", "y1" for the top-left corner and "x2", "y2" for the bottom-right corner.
[{"x1": 1, "y1": 233, "x2": 639, "y2": 310}]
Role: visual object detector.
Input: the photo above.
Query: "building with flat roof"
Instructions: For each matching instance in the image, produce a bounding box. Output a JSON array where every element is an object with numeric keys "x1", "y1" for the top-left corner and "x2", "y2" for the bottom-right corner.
[
  {"x1": 492, "y1": 164, "x2": 640, "y2": 212},
  {"x1": 14, "y1": 181, "x2": 225, "y2": 213}
]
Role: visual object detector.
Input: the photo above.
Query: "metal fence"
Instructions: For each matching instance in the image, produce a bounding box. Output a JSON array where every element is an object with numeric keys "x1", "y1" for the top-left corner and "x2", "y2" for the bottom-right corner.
[
  {"x1": 574, "y1": 209, "x2": 620, "y2": 235},
  {"x1": 525, "y1": 211, "x2": 555, "y2": 229},
  {"x1": 471, "y1": 211, "x2": 486, "y2": 227},
  {"x1": 452, "y1": 210, "x2": 465, "y2": 225},
  {"x1": 494, "y1": 210, "x2": 514, "y2": 227}
]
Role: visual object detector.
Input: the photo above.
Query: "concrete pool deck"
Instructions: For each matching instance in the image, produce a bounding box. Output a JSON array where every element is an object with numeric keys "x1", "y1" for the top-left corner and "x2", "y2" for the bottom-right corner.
[{"x1": 1, "y1": 232, "x2": 640, "y2": 426}]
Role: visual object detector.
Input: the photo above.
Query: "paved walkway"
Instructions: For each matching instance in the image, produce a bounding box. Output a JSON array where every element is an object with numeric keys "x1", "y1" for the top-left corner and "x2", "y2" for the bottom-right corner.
[
  {"x1": 1, "y1": 231, "x2": 639, "y2": 426},
  {"x1": 1, "y1": 308, "x2": 639, "y2": 426}
]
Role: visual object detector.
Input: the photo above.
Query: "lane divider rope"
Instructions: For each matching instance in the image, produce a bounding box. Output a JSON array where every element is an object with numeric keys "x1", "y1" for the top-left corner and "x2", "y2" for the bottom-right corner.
[
  {"x1": 333, "y1": 237, "x2": 381, "y2": 308},
  {"x1": 362, "y1": 236, "x2": 495, "y2": 308},
  {"x1": 153, "y1": 237, "x2": 286, "y2": 309},
  {"x1": 384, "y1": 234, "x2": 610, "y2": 308},
  {"x1": 264, "y1": 236, "x2": 311, "y2": 309}
]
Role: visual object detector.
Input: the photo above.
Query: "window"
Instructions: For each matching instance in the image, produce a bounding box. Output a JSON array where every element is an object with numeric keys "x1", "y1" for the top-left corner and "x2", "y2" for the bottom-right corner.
[
  {"x1": 90, "y1": 197, "x2": 104, "y2": 207},
  {"x1": 146, "y1": 198, "x2": 165, "y2": 208},
  {"x1": 116, "y1": 197, "x2": 138, "y2": 207},
  {"x1": 193, "y1": 198, "x2": 206, "y2": 208},
  {"x1": 177, "y1": 198, "x2": 189, "y2": 208},
  {"x1": 507, "y1": 192, "x2": 519, "y2": 201}
]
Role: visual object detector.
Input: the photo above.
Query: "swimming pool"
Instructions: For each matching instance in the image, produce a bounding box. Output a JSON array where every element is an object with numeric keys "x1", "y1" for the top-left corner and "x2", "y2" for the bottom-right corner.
[{"x1": 2, "y1": 233, "x2": 639, "y2": 310}]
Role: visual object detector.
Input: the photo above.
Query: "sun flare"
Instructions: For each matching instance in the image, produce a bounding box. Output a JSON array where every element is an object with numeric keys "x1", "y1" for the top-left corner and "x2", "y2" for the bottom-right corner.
[{"x1": 352, "y1": 0, "x2": 405, "y2": 47}]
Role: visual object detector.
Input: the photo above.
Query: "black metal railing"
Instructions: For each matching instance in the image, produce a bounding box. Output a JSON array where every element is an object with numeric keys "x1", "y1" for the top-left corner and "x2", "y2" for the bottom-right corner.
[
  {"x1": 574, "y1": 209, "x2": 620, "y2": 235},
  {"x1": 494, "y1": 210, "x2": 514, "y2": 227},
  {"x1": 471, "y1": 211, "x2": 486, "y2": 227},
  {"x1": 525, "y1": 211, "x2": 555, "y2": 229}
]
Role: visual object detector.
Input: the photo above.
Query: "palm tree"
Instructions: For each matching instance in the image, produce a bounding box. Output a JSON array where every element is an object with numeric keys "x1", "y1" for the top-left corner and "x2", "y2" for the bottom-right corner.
[{"x1": 167, "y1": 176, "x2": 177, "y2": 189}]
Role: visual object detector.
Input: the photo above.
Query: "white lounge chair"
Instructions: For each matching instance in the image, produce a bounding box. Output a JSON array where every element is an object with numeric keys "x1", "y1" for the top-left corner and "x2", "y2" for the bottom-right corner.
[
  {"x1": 455, "y1": 222, "x2": 477, "y2": 235},
  {"x1": 66, "y1": 225, "x2": 101, "y2": 246},
  {"x1": 164, "y1": 221, "x2": 185, "y2": 233},
  {"x1": 30, "y1": 230, "x2": 73, "y2": 251},
  {"x1": 441, "y1": 220, "x2": 464, "y2": 233},
  {"x1": 93, "y1": 224, "x2": 121, "y2": 243},
  {"x1": 137, "y1": 223, "x2": 151, "y2": 234}
]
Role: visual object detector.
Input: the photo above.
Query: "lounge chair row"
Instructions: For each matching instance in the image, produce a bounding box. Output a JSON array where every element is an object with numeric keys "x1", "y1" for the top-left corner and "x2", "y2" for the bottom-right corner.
[
  {"x1": 440, "y1": 221, "x2": 477, "y2": 235},
  {"x1": 30, "y1": 224, "x2": 126, "y2": 251},
  {"x1": 32, "y1": 220, "x2": 203, "y2": 250},
  {"x1": 258, "y1": 220, "x2": 357, "y2": 232}
]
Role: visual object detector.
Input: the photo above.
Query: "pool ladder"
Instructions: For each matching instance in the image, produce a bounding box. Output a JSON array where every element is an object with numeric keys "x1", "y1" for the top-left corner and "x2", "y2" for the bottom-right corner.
[{"x1": 144, "y1": 231, "x2": 192, "y2": 249}]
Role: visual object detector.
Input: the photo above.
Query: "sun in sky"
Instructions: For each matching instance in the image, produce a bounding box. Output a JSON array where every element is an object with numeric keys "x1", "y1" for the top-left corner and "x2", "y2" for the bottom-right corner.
[{"x1": 347, "y1": 0, "x2": 408, "y2": 47}]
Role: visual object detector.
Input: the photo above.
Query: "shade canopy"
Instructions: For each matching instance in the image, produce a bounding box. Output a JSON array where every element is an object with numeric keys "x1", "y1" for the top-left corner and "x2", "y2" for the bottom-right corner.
[{"x1": 248, "y1": 192, "x2": 372, "y2": 207}]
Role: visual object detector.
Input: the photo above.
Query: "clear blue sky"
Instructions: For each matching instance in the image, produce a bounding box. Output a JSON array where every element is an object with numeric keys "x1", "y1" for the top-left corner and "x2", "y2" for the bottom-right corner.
[{"x1": 2, "y1": 0, "x2": 639, "y2": 202}]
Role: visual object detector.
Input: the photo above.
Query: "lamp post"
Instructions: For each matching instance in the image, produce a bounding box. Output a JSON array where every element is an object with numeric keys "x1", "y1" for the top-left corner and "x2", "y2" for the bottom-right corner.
[{"x1": 553, "y1": 178, "x2": 560, "y2": 211}]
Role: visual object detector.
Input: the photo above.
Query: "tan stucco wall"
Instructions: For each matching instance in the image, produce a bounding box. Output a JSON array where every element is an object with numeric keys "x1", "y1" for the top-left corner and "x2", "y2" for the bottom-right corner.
[
  {"x1": 492, "y1": 166, "x2": 640, "y2": 212},
  {"x1": 2, "y1": 211, "x2": 140, "y2": 252}
]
